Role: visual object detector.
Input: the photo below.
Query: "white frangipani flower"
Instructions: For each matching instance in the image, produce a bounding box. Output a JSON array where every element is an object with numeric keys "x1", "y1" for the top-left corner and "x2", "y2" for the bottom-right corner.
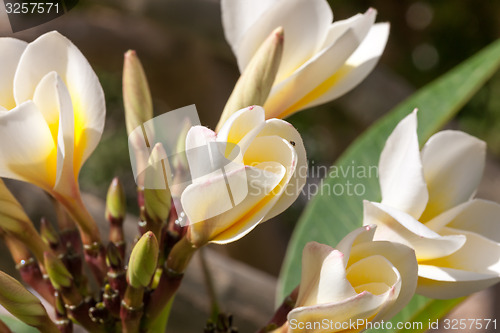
[
  {"x1": 286, "y1": 225, "x2": 417, "y2": 333},
  {"x1": 364, "y1": 110, "x2": 500, "y2": 298},
  {"x1": 181, "y1": 106, "x2": 307, "y2": 247},
  {"x1": 0, "y1": 31, "x2": 105, "y2": 245},
  {"x1": 0, "y1": 31, "x2": 105, "y2": 198},
  {"x1": 221, "y1": 0, "x2": 389, "y2": 119}
]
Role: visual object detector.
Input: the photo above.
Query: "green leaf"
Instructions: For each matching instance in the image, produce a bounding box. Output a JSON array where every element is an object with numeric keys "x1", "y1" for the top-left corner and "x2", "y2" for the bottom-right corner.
[
  {"x1": 278, "y1": 38, "x2": 500, "y2": 329},
  {"x1": 0, "y1": 315, "x2": 38, "y2": 333}
]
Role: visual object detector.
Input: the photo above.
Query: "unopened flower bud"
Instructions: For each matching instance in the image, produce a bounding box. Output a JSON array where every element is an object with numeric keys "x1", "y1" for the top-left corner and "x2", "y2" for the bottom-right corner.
[
  {"x1": 123, "y1": 50, "x2": 153, "y2": 136},
  {"x1": 216, "y1": 26, "x2": 284, "y2": 131},
  {"x1": 106, "y1": 243, "x2": 123, "y2": 269},
  {"x1": 44, "y1": 252, "x2": 73, "y2": 290},
  {"x1": 0, "y1": 270, "x2": 58, "y2": 332},
  {"x1": 127, "y1": 232, "x2": 159, "y2": 288},
  {"x1": 40, "y1": 217, "x2": 59, "y2": 249},
  {"x1": 144, "y1": 143, "x2": 172, "y2": 224},
  {"x1": 106, "y1": 177, "x2": 127, "y2": 222}
]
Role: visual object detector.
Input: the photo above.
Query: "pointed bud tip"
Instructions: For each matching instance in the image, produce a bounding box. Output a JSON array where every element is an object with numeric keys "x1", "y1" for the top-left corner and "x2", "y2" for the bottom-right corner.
[
  {"x1": 127, "y1": 232, "x2": 159, "y2": 288},
  {"x1": 106, "y1": 177, "x2": 126, "y2": 221},
  {"x1": 273, "y1": 26, "x2": 284, "y2": 42},
  {"x1": 125, "y1": 49, "x2": 137, "y2": 59},
  {"x1": 44, "y1": 251, "x2": 73, "y2": 289}
]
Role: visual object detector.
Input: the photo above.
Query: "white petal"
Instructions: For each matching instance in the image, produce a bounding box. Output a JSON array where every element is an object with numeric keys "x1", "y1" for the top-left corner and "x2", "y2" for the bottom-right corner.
[
  {"x1": 378, "y1": 111, "x2": 428, "y2": 218},
  {"x1": 288, "y1": 291, "x2": 392, "y2": 333},
  {"x1": 185, "y1": 125, "x2": 217, "y2": 182},
  {"x1": 418, "y1": 265, "x2": 500, "y2": 299},
  {"x1": 221, "y1": 0, "x2": 280, "y2": 53},
  {"x1": 422, "y1": 227, "x2": 500, "y2": 276},
  {"x1": 316, "y1": 250, "x2": 356, "y2": 305},
  {"x1": 183, "y1": 163, "x2": 285, "y2": 247},
  {"x1": 235, "y1": 0, "x2": 332, "y2": 82},
  {"x1": 264, "y1": 9, "x2": 379, "y2": 118},
  {"x1": 32, "y1": 72, "x2": 76, "y2": 194},
  {"x1": 364, "y1": 201, "x2": 466, "y2": 260},
  {"x1": 0, "y1": 102, "x2": 56, "y2": 189},
  {"x1": 420, "y1": 130, "x2": 486, "y2": 221},
  {"x1": 296, "y1": 242, "x2": 336, "y2": 307},
  {"x1": 257, "y1": 119, "x2": 307, "y2": 221},
  {"x1": 264, "y1": 27, "x2": 361, "y2": 119},
  {"x1": 0, "y1": 38, "x2": 27, "y2": 110},
  {"x1": 335, "y1": 225, "x2": 376, "y2": 265},
  {"x1": 14, "y1": 31, "x2": 105, "y2": 175},
  {"x1": 216, "y1": 106, "x2": 266, "y2": 156},
  {"x1": 349, "y1": 240, "x2": 418, "y2": 320},
  {"x1": 298, "y1": 23, "x2": 390, "y2": 111},
  {"x1": 244, "y1": 133, "x2": 298, "y2": 221},
  {"x1": 426, "y1": 199, "x2": 500, "y2": 242},
  {"x1": 320, "y1": 9, "x2": 376, "y2": 50}
]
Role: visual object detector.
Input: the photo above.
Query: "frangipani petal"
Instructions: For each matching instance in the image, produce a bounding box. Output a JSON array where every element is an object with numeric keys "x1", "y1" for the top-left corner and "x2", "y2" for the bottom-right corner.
[
  {"x1": 288, "y1": 291, "x2": 391, "y2": 333},
  {"x1": 14, "y1": 31, "x2": 105, "y2": 177},
  {"x1": 296, "y1": 242, "x2": 340, "y2": 307},
  {"x1": 264, "y1": 27, "x2": 360, "y2": 118},
  {"x1": 316, "y1": 249, "x2": 356, "y2": 305},
  {"x1": 0, "y1": 38, "x2": 27, "y2": 110},
  {"x1": 183, "y1": 163, "x2": 285, "y2": 247},
  {"x1": 418, "y1": 265, "x2": 500, "y2": 299},
  {"x1": 336, "y1": 224, "x2": 376, "y2": 264},
  {"x1": 420, "y1": 130, "x2": 486, "y2": 221},
  {"x1": 233, "y1": 0, "x2": 332, "y2": 83},
  {"x1": 217, "y1": 106, "x2": 266, "y2": 156},
  {"x1": 349, "y1": 241, "x2": 418, "y2": 320},
  {"x1": 0, "y1": 102, "x2": 56, "y2": 188},
  {"x1": 257, "y1": 119, "x2": 307, "y2": 220},
  {"x1": 32, "y1": 72, "x2": 75, "y2": 193},
  {"x1": 221, "y1": 0, "x2": 279, "y2": 54},
  {"x1": 426, "y1": 199, "x2": 500, "y2": 242},
  {"x1": 285, "y1": 23, "x2": 390, "y2": 114},
  {"x1": 364, "y1": 201, "x2": 466, "y2": 260},
  {"x1": 320, "y1": 9, "x2": 375, "y2": 50},
  {"x1": 378, "y1": 109, "x2": 428, "y2": 219},
  {"x1": 422, "y1": 227, "x2": 500, "y2": 277}
]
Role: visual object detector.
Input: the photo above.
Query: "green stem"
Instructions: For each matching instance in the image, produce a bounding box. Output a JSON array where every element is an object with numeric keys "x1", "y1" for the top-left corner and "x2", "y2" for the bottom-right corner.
[
  {"x1": 142, "y1": 237, "x2": 196, "y2": 329},
  {"x1": 144, "y1": 296, "x2": 174, "y2": 333},
  {"x1": 54, "y1": 190, "x2": 107, "y2": 285},
  {"x1": 121, "y1": 286, "x2": 145, "y2": 333}
]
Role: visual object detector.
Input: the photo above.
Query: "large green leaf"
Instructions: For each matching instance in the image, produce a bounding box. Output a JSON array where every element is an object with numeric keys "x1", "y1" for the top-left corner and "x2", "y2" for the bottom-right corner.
[
  {"x1": 278, "y1": 38, "x2": 500, "y2": 330},
  {"x1": 0, "y1": 315, "x2": 38, "y2": 333}
]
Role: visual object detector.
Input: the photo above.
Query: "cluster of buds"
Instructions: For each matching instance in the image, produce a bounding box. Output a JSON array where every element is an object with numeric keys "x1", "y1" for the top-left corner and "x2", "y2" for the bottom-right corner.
[{"x1": 0, "y1": 173, "x2": 188, "y2": 332}]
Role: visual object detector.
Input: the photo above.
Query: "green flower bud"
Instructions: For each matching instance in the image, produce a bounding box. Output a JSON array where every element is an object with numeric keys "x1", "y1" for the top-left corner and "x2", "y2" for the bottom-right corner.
[
  {"x1": 216, "y1": 26, "x2": 284, "y2": 131},
  {"x1": 44, "y1": 252, "x2": 73, "y2": 290},
  {"x1": 0, "y1": 270, "x2": 57, "y2": 331},
  {"x1": 106, "y1": 177, "x2": 127, "y2": 222},
  {"x1": 127, "y1": 232, "x2": 159, "y2": 288},
  {"x1": 0, "y1": 179, "x2": 31, "y2": 235},
  {"x1": 123, "y1": 50, "x2": 153, "y2": 136},
  {"x1": 106, "y1": 242, "x2": 123, "y2": 269},
  {"x1": 40, "y1": 217, "x2": 59, "y2": 248},
  {"x1": 144, "y1": 143, "x2": 172, "y2": 223}
]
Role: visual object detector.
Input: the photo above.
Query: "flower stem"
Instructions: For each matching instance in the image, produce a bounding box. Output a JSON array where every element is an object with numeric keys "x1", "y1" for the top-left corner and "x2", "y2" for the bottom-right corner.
[
  {"x1": 120, "y1": 286, "x2": 144, "y2": 333},
  {"x1": 54, "y1": 190, "x2": 107, "y2": 285},
  {"x1": 142, "y1": 237, "x2": 196, "y2": 329}
]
